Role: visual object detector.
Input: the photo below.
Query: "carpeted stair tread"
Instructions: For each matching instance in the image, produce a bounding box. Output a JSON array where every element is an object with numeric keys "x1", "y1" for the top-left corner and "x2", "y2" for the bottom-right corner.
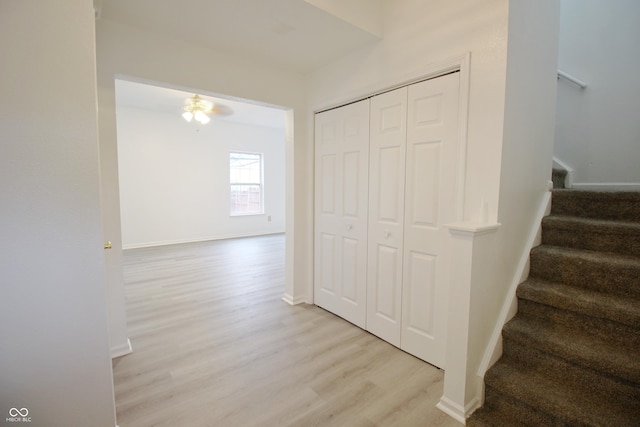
[
  {"x1": 542, "y1": 215, "x2": 640, "y2": 257},
  {"x1": 517, "y1": 277, "x2": 640, "y2": 329},
  {"x1": 530, "y1": 245, "x2": 640, "y2": 298},
  {"x1": 551, "y1": 189, "x2": 640, "y2": 222},
  {"x1": 503, "y1": 312, "x2": 640, "y2": 384},
  {"x1": 485, "y1": 347, "x2": 640, "y2": 427}
]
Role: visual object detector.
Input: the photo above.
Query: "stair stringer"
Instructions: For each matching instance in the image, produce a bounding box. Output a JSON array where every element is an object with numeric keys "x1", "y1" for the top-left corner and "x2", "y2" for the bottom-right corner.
[{"x1": 472, "y1": 190, "x2": 552, "y2": 412}]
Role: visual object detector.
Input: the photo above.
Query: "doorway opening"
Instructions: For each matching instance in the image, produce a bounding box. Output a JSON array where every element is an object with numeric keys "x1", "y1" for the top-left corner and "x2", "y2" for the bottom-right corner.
[{"x1": 114, "y1": 78, "x2": 288, "y2": 249}]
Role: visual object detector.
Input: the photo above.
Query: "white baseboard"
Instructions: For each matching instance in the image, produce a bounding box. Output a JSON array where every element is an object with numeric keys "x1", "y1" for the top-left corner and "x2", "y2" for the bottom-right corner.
[
  {"x1": 111, "y1": 338, "x2": 133, "y2": 359},
  {"x1": 437, "y1": 395, "x2": 479, "y2": 424},
  {"x1": 282, "y1": 293, "x2": 308, "y2": 305},
  {"x1": 122, "y1": 231, "x2": 285, "y2": 250},
  {"x1": 571, "y1": 182, "x2": 640, "y2": 191}
]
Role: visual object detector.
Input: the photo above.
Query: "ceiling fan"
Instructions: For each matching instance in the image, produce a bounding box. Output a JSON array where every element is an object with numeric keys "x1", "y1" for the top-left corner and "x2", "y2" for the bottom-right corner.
[{"x1": 182, "y1": 94, "x2": 233, "y2": 124}]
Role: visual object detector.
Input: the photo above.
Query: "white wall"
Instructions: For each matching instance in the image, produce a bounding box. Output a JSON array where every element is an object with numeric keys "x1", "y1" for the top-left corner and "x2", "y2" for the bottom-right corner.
[
  {"x1": 0, "y1": 1, "x2": 116, "y2": 426},
  {"x1": 554, "y1": 0, "x2": 640, "y2": 187},
  {"x1": 116, "y1": 104, "x2": 286, "y2": 248}
]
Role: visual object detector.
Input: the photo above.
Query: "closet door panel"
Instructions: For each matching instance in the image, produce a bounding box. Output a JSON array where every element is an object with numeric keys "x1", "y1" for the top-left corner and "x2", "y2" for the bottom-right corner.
[
  {"x1": 404, "y1": 251, "x2": 437, "y2": 336},
  {"x1": 367, "y1": 87, "x2": 407, "y2": 346},
  {"x1": 340, "y1": 236, "x2": 359, "y2": 303},
  {"x1": 376, "y1": 146, "x2": 404, "y2": 221},
  {"x1": 401, "y1": 72, "x2": 460, "y2": 368},
  {"x1": 318, "y1": 232, "x2": 338, "y2": 296},
  {"x1": 408, "y1": 142, "x2": 441, "y2": 226},
  {"x1": 319, "y1": 154, "x2": 337, "y2": 215},
  {"x1": 314, "y1": 100, "x2": 370, "y2": 328},
  {"x1": 373, "y1": 244, "x2": 401, "y2": 319},
  {"x1": 342, "y1": 151, "x2": 362, "y2": 217}
]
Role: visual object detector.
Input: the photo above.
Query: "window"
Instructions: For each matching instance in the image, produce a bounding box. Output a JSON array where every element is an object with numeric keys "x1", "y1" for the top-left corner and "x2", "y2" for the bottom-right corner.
[{"x1": 229, "y1": 152, "x2": 263, "y2": 216}]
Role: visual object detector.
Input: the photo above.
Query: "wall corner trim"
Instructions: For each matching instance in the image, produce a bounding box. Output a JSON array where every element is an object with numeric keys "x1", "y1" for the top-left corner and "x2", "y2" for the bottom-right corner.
[
  {"x1": 437, "y1": 395, "x2": 478, "y2": 424},
  {"x1": 282, "y1": 293, "x2": 308, "y2": 306},
  {"x1": 111, "y1": 338, "x2": 133, "y2": 359}
]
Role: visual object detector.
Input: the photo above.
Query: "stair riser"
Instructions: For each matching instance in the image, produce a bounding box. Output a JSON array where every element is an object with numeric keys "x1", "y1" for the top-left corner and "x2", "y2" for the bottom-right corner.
[
  {"x1": 516, "y1": 299, "x2": 637, "y2": 338},
  {"x1": 542, "y1": 219, "x2": 640, "y2": 257},
  {"x1": 552, "y1": 168, "x2": 568, "y2": 190},
  {"x1": 503, "y1": 308, "x2": 640, "y2": 385},
  {"x1": 530, "y1": 249, "x2": 640, "y2": 299},
  {"x1": 490, "y1": 343, "x2": 640, "y2": 426},
  {"x1": 517, "y1": 278, "x2": 640, "y2": 329},
  {"x1": 474, "y1": 385, "x2": 560, "y2": 427},
  {"x1": 499, "y1": 340, "x2": 640, "y2": 401},
  {"x1": 551, "y1": 190, "x2": 640, "y2": 222}
]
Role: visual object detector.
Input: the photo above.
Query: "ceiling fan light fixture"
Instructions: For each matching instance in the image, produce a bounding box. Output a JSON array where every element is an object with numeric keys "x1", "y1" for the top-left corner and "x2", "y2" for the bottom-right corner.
[
  {"x1": 182, "y1": 111, "x2": 194, "y2": 122},
  {"x1": 183, "y1": 94, "x2": 213, "y2": 124},
  {"x1": 194, "y1": 110, "x2": 210, "y2": 124}
]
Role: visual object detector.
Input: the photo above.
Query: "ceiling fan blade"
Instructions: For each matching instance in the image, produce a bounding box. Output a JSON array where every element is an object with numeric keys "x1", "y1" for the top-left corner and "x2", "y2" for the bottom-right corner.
[{"x1": 208, "y1": 104, "x2": 233, "y2": 116}]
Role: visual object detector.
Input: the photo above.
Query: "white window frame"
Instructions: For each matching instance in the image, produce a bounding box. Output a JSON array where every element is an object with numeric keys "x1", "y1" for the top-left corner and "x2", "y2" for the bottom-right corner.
[{"x1": 229, "y1": 151, "x2": 264, "y2": 216}]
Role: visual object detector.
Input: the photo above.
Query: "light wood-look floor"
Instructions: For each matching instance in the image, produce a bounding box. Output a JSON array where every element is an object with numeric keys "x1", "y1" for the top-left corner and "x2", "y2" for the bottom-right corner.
[{"x1": 113, "y1": 234, "x2": 462, "y2": 427}]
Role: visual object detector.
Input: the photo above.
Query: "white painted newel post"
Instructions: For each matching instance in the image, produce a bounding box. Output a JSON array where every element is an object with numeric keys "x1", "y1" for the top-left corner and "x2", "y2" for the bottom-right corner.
[{"x1": 437, "y1": 221, "x2": 501, "y2": 424}]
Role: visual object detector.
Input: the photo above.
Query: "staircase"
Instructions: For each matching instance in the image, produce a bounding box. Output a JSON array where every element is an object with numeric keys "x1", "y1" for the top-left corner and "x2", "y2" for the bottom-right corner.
[{"x1": 468, "y1": 189, "x2": 640, "y2": 426}]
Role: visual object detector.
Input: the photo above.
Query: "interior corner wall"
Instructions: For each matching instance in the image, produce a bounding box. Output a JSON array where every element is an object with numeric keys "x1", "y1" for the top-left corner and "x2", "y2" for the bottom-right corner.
[
  {"x1": 0, "y1": 1, "x2": 116, "y2": 425},
  {"x1": 304, "y1": 0, "x2": 384, "y2": 37},
  {"x1": 554, "y1": 0, "x2": 640, "y2": 186},
  {"x1": 307, "y1": 0, "x2": 510, "y2": 224},
  {"x1": 116, "y1": 105, "x2": 286, "y2": 248},
  {"x1": 96, "y1": 18, "x2": 311, "y2": 302},
  {"x1": 474, "y1": 0, "x2": 561, "y2": 394}
]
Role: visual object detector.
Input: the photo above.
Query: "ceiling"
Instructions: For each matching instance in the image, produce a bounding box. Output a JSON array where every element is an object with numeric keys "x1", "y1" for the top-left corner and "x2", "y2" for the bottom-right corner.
[
  {"x1": 115, "y1": 79, "x2": 288, "y2": 129},
  {"x1": 97, "y1": 0, "x2": 381, "y2": 73},
  {"x1": 101, "y1": 0, "x2": 382, "y2": 128}
]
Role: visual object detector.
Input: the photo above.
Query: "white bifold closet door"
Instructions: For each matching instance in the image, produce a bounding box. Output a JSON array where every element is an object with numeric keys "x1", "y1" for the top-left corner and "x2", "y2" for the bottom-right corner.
[
  {"x1": 367, "y1": 86, "x2": 408, "y2": 347},
  {"x1": 400, "y1": 72, "x2": 460, "y2": 368},
  {"x1": 367, "y1": 72, "x2": 460, "y2": 369},
  {"x1": 315, "y1": 72, "x2": 460, "y2": 369},
  {"x1": 314, "y1": 99, "x2": 370, "y2": 328}
]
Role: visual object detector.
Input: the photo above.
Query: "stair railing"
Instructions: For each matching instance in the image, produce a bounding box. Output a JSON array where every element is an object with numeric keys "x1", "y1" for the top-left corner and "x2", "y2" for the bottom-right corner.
[{"x1": 557, "y1": 70, "x2": 587, "y2": 89}]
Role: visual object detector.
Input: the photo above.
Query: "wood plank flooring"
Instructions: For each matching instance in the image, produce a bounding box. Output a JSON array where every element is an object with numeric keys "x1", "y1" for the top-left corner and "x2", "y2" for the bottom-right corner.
[{"x1": 113, "y1": 234, "x2": 462, "y2": 427}]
